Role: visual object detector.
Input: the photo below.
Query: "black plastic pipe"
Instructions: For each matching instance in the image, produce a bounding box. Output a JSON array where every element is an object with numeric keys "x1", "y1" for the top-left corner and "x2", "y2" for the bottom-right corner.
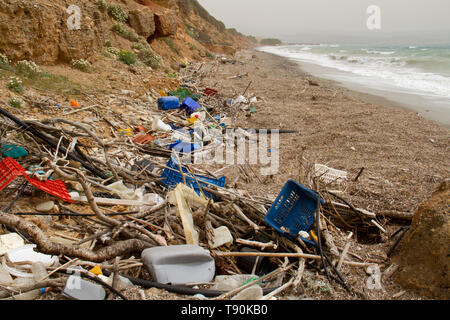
[{"x1": 0, "y1": 106, "x2": 108, "y2": 179}]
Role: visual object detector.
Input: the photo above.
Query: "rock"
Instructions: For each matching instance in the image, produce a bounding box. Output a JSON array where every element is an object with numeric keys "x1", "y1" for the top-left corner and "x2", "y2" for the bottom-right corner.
[
  {"x1": 211, "y1": 275, "x2": 255, "y2": 291},
  {"x1": 128, "y1": 7, "x2": 155, "y2": 38},
  {"x1": 230, "y1": 285, "x2": 263, "y2": 300},
  {"x1": 153, "y1": 9, "x2": 177, "y2": 37},
  {"x1": 36, "y1": 201, "x2": 55, "y2": 212},
  {"x1": 392, "y1": 179, "x2": 450, "y2": 299}
]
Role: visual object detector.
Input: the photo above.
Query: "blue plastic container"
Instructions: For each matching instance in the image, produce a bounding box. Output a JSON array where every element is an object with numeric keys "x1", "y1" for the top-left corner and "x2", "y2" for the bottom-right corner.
[
  {"x1": 158, "y1": 96, "x2": 180, "y2": 110},
  {"x1": 168, "y1": 141, "x2": 201, "y2": 154},
  {"x1": 161, "y1": 156, "x2": 225, "y2": 199},
  {"x1": 265, "y1": 180, "x2": 324, "y2": 240},
  {"x1": 180, "y1": 97, "x2": 201, "y2": 115}
]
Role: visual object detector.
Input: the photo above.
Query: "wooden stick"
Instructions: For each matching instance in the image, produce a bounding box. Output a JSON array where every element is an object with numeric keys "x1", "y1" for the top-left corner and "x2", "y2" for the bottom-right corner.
[
  {"x1": 232, "y1": 203, "x2": 260, "y2": 231},
  {"x1": 236, "y1": 238, "x2": 277, "y2": 250},
  {"x1": 212, "y1": 251, "x2": 377, "y2": 268},
  {"x1": 260, "y1": 277, "x2": 295, "y2": 300},
  {"x1": 336, "y1": 232, "x2": 353, "y2": 272},
  {"x1": 39, "y1": 258, "x2": 80, "y2": 282}
]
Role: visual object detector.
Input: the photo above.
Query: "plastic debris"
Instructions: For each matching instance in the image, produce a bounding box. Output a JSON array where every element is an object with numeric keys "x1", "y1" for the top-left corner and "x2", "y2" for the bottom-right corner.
[
  {"x1": 0, "y1": 157, "x2": 73, "y2": 203},
  {"x1": 1, "y1": 144, "x2": 28, "y2": 159},
  {"x1": 0, "y1": 233, "x2": 25, "y2": 256},
  {"x1": 141, "y1": 245, "x2": 215, "y2": 285}
]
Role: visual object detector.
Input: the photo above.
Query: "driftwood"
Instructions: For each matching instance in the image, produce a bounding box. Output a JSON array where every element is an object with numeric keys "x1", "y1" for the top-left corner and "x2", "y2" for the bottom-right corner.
[
  {"x1": 0, "y1": 213, "x2": 151, "y2": 262},
  {"x1": 213, "y1": 251, "x2": 377, "y2": 268}
]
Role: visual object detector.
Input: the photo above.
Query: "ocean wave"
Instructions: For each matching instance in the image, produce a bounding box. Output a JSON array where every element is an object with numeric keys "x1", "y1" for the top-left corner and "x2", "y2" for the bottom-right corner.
[
  {"x1": 258, "y1": 45, "x2": 450, "y2": 100},
  {"x1": 366, "y1": 50, "x2": 396, "y2": 55}
]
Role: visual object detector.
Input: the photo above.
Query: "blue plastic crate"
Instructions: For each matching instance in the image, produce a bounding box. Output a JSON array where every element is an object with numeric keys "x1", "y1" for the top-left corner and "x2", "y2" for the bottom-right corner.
[
  {"x1": 265, "y1": 180, "x2": 324, "y2": 240},
  {"x1": 180, "y1": 97, "x2": 201, "y2": 115},
  {"x1": 161, "y1": 156, "x2": 225, "y2": 199}
]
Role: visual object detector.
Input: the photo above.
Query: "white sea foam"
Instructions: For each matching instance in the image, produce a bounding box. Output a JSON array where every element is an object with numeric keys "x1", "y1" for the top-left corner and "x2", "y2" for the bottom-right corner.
[{"x1": 259, "y1": 45, "x2": 450, "y2": 101}]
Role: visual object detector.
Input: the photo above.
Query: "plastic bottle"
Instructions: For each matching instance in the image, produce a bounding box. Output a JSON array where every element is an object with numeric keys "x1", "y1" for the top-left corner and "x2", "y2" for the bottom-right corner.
[
  {"x1": 152, "y1": 116, "x2": 172, "y2": 132},
  {"x1": 7, "y1": 262, "x2": 48, "y2": 300},
  {"x1": 191, "y1": 111, "x2": 206, "y2": 121},
  {"x1": 31, "y1": 262, "x2": 48, "y2": 281},
  {"x1": 0, "y1": 264, "x2": 13, "y2": 286}
]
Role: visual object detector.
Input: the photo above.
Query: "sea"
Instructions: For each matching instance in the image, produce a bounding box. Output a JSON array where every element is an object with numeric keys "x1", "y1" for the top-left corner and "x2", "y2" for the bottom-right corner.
[{"x1": 258, "y1": 44, "x2": 450, "y2": 126}]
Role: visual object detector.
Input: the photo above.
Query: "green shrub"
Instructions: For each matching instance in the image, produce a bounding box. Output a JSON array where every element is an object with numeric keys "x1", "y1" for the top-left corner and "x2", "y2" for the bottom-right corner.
[
  {"x1": 72, "y1": 59, "x2": 92, "y2": 73},
  {"x1": 205, "y1": 51, "x2": 214, "y2": 59},
  {"x1": 118, "y1": 49, "x2": 137, "y2": 65},
  {"x1": 132, "y1": 39, "x2": 162, "y2": 69},
  {"x1": 96, "y1": 0, "x2": 107, "y2": 11},
  {"x1": 0, "y1": 53, "x2": 12, "y2": 71},
  {"x1": 139, "y1": 48, "x2": 162, "y2": 69},
  {"x1": 112, "y1": 23, "x2": 139, "y2": 42},
  {"x1": 105, "y1": 46, "x2": 121, "y2": 56},
  {"x1": 107, "y1": 4, "x2": 128, "y2": 23},
  {"x1": 0, "y1": 53, "x2": 9, "y2": 64},
  {"x1": 15, "y1": 60, "x2": 42, "y2": 78},
  {"x1": 132, "y1": 38, "x2": 150, "y2": 51},
  {"x1": 7, "y1": 76, "x2": 25, "y2": 93},
  {"x1": 8, "y1": 97, "x2": 23, "y2": 108},
  {"x1": 104, "y1": 38, "x2": 113, "y2": 48}
]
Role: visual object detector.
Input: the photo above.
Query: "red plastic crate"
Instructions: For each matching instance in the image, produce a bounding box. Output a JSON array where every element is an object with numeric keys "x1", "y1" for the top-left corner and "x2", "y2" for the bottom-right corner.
[
  {"x1": 204, "y1": 88, "x2": 219, "y2": 97},
  {"x1": 0, "y1": 157, "x2": 73, "y2": 203}
]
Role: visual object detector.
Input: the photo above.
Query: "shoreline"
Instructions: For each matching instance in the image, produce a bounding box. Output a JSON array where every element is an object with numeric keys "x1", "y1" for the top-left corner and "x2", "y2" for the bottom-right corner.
[
  {"x1": 257, "y1": 48, "x2": 450, "y2": 130},
  {"x1": 199, "y1": 48, "x2": 449, "y2": 218}
]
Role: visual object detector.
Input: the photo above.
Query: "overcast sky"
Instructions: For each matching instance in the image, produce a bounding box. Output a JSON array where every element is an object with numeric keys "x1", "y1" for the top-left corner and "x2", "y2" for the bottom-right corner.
[{"x1": 197, "y1": 0, "x2": 450, "y2": 44}]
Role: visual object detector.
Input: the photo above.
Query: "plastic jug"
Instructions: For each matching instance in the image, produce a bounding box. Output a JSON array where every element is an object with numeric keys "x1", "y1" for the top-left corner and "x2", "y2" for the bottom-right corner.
[
  {"x1": 141, "y1": 245, "x2": 215, "y2": 285},
  {"x1": 63, "y1": 275, "x2": 106, "y2": 300},
  {"x1": 158, "y1": 96, "x2": 180, "y2": 110}
]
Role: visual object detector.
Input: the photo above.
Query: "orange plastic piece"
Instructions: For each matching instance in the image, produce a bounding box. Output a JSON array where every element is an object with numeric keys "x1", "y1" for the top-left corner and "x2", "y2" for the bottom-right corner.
[
  {"x1": 70, "y1": 100, "x2": 80, "y2": 107},
  {"x1": 132, "y1": 134, "x2": 155, "y2": 145},
  {"x1": 89, "y1": 265, "x2": 103, "y2": 276}
]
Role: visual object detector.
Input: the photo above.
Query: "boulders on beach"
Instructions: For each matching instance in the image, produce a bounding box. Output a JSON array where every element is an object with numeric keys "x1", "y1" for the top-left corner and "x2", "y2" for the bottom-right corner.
[{"x1": 392, "y1": 179, "x2": 450, "y2": 299}]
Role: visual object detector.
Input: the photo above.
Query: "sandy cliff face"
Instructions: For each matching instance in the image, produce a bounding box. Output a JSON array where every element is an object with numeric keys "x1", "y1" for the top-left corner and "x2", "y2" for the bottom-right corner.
[{"x1": 0, "y1": 0, "x2": 252, "y2": 66}]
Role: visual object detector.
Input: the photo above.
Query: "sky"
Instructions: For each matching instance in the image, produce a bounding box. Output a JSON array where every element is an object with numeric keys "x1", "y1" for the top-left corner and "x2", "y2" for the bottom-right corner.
[{"x1": 197, "y1": 0, "x2": 450, "y2": 45}]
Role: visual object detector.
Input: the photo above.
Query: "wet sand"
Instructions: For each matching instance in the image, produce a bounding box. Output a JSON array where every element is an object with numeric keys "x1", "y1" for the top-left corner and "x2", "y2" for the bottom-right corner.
[{"x1": 291, "y1": 59, "x2": 450, "y2": 129}]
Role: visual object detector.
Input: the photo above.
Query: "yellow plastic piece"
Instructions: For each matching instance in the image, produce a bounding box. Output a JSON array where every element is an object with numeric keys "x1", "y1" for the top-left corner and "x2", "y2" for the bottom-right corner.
[
  {"x1": 89, "y1": 265, "x2": 103, "y2": 276},
  {"x1": 118, "y1": 128, "x2": 133, "y2": 136},
  {"x1": 186, "y1": 116, "x2": 199, "y2": 125}
]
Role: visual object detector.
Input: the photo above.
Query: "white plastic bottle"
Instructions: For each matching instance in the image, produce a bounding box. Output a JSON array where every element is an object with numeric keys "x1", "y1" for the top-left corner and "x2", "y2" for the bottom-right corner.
[{"x1": 8, "y1": 262, "x2": 48, "y2": 300}]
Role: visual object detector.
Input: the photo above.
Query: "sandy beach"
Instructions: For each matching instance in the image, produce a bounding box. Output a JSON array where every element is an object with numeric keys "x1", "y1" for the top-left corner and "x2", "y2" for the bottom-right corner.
[
  {"x1": 197, "y1": 49, "x2": 449, "y2": 220},
  {"x1": 0, "y1": 47, "x2": 448, "y2": 300}
]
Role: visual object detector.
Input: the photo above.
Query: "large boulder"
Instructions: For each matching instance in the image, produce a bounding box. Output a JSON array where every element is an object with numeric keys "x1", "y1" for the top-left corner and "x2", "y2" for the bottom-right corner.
[
  {"x1": 128, "y1": 7, "x2": 155, "y2": 38},
  {"x1": 134, "y1": 0, "x2": 178, "y2": 37},
  {"x1": 153, "y1": 9, "x2": 177, "y2": 37},
  {"x1": 392, "y1": 179, "x2": 450, "y2": 299}
]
